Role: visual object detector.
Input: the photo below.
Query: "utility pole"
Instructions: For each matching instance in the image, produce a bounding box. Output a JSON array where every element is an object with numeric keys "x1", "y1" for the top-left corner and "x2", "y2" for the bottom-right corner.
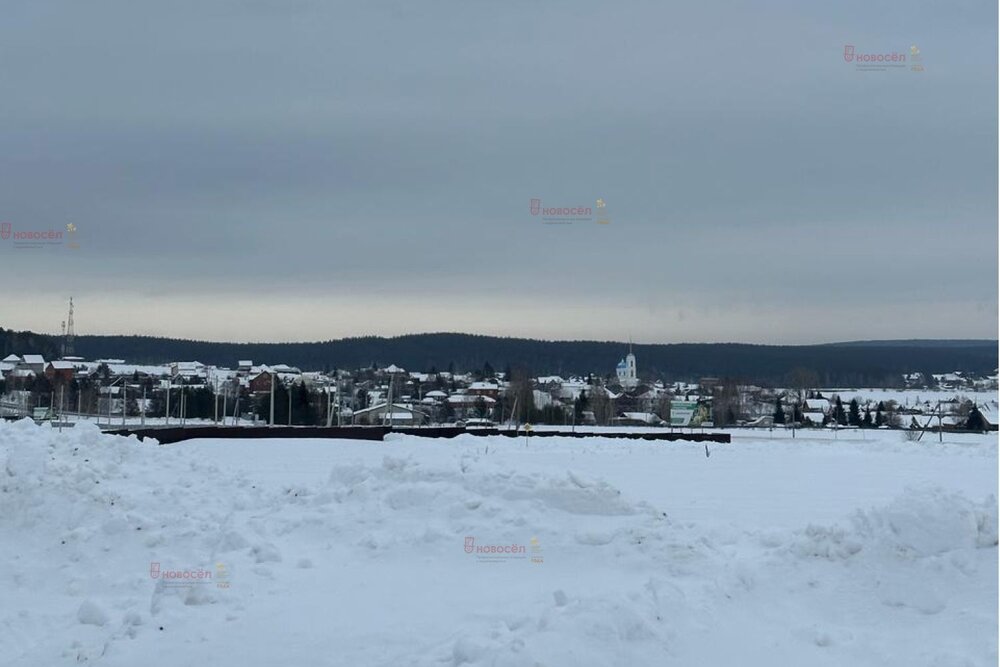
[
  {"x1": 938, "y1": 402, "x2": 943, "y2": 443},
  {"x1": 386, "y1": 375, "x2": 394, "y2": 429},
  {"x1": 288, "y1": 383, "x2": 292, "y2": 426},
  {"x1": 165, "y1": 378, "x2": 171, "y2": 427},
  {"x1": 64, "y1": 297, "x2": 75, "y2": 357},
  {"x1": 269, "y1": 370, "x2": 275, "y2": 427},
  {"x1": 326, "y1": 386, "x2": 333, "y2": 427},
  {"x1": 141, "y1": 385, "x2": 146, "y2": 427}
]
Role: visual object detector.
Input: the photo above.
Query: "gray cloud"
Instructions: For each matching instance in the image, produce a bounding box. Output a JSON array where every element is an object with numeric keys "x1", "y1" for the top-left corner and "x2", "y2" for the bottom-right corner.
[{"x1": 0, "y1": 0, "x2": 995, "y2": 343}]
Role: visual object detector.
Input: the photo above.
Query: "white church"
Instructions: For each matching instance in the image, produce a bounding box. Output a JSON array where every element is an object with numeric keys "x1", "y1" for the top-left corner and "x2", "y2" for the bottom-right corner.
[{"x1": 615, "y1": 348, "x2": 638, "y2": 389}]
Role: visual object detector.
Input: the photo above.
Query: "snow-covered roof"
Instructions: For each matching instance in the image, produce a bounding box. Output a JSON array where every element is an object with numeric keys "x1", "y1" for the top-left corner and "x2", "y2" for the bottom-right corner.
[
  {"x1": 618, "y1": 412, "x2": 662, "y2": 424},
  {"x1": 22, "y1": 354, "x2": 45, "y2": 365},
  {"x1": 978, "y1": 402, "x2": 998, "y2": 426},
  {"x1": 352, "y1": 402, "x2": 424, "y2": 417},
  {"x1": 2, "y1": 354, "x2": 21, "y2": 362},
  {"x1": 384, "y1": 364, "x2": 405, "y2": 373},
  {"x1": 47, "y1": 361, "x2": 75, "y2": 370},
  {"x1": 804, "y1": 399, "x2": 830, "y2": 411},
  {"x1": 425, "y1": 390, "x2": 448, "y2": 398},
  {"x1": 468, "y1": 382, "x2": 499, "y2": 390},
  {"x1": 448, "y1": 394, "x2": 496, "y2": 405},
  {"x1": 173, "y1": 361, "x2": 205, "y2": 370}
]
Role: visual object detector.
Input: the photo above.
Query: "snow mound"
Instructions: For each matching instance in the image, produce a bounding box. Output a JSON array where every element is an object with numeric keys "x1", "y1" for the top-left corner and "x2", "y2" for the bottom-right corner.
[{"x1": 796, "y1": 487, "x2": 998, "y2": 561}]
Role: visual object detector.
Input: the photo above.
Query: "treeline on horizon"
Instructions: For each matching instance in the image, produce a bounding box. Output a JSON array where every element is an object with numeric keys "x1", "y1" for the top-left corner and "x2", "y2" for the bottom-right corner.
[{"x1": 21, "y1": 331, "x2": 992, "y2": 387}]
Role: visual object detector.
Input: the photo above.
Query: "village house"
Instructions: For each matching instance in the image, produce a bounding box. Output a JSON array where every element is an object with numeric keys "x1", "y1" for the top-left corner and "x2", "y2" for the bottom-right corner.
[
  {"x1": 351, "y1": 402, "x2": 428, "y2": 426},
  {"x1": 44, "y1": 360, "x2": 76, "y2": 384}
]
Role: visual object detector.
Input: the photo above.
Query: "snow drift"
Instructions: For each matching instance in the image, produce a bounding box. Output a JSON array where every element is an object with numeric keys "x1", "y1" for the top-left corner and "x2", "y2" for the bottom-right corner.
[{"x1": 0, "y1": 419, "x2": 996, "y2": 666}]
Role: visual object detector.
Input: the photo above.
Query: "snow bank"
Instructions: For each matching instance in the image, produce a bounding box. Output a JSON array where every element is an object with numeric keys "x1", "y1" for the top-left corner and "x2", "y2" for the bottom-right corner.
[{"x1": 0, "y1": 419, "x2": 996, "y2": 666}]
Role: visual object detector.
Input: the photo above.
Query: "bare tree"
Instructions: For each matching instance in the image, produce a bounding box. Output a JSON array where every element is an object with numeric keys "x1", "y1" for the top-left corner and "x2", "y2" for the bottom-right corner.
[
  {"x1": 653, "y1": 392, "x2": 672, "y2": 423},
  {"x1": 588, "y1": 386, "x2": 616, "y2": 425},
  {"x1": 712, "y1": 378, "x2": 742, "y2": 426},
  {"x1": 786, "y1": 367, "x2": 819, "y2": 402}
]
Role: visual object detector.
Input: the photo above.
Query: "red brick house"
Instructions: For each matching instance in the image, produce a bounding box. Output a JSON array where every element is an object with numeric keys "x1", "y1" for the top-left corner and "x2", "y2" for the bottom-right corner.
[{"x1": 44, "y1": 361, "x2": 76, "y2": 384}]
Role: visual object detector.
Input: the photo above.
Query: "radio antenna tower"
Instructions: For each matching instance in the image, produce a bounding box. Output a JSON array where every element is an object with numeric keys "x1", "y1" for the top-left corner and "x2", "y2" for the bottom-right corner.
[{"x1": 63, "y1": 297, "x2": 75, "y2": 358}]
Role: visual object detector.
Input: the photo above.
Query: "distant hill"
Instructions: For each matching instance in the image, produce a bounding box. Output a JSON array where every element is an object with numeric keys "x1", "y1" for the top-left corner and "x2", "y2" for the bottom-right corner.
[
  {"x1": 825, "y1": 339, "x2": 998, "y2": 348},
  {"x1": 43, "y1": 332, "x2": 998, "y2": 386}
]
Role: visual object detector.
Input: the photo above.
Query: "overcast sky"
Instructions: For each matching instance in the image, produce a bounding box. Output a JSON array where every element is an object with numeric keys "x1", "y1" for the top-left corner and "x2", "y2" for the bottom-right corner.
[{"x1": 0, "y1": 0, "x2": 996, "y2": 344}]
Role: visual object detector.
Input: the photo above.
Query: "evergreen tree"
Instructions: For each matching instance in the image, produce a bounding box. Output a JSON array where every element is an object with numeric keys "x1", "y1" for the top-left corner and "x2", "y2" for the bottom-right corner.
[
  {"x1": 574, "y1": 389, "x2": 589, "y2": 420},
  {"x1": 848, "y1": 398, "x2": 862, "y2": 426},
  {"x1": 472, "y1": 396, "x2": 488, "y2": 418},
  {"x1": 292, "y1": 382, "x2": 314, "y2": 425},
  {"x1": 875, "y1": 407, "x2": 885, "y2": 427},
  {"x1": 833, "y1": 397, "x2": 847, "y2": 425},
  {"x1": 772, "y1": 397, "x2": 786, "y2": 424},
  {"x1": 862, "y1": 407, "x2": 873, "y2": 428},
  {"x1": 966, "y1": 406, "x2": 987, "y2": 432}
]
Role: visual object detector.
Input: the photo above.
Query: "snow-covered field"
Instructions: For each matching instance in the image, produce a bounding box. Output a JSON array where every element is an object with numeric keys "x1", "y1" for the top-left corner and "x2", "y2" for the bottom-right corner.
[{"x1": 1, "y1": 420, "x2": 996, "y2": 666}]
